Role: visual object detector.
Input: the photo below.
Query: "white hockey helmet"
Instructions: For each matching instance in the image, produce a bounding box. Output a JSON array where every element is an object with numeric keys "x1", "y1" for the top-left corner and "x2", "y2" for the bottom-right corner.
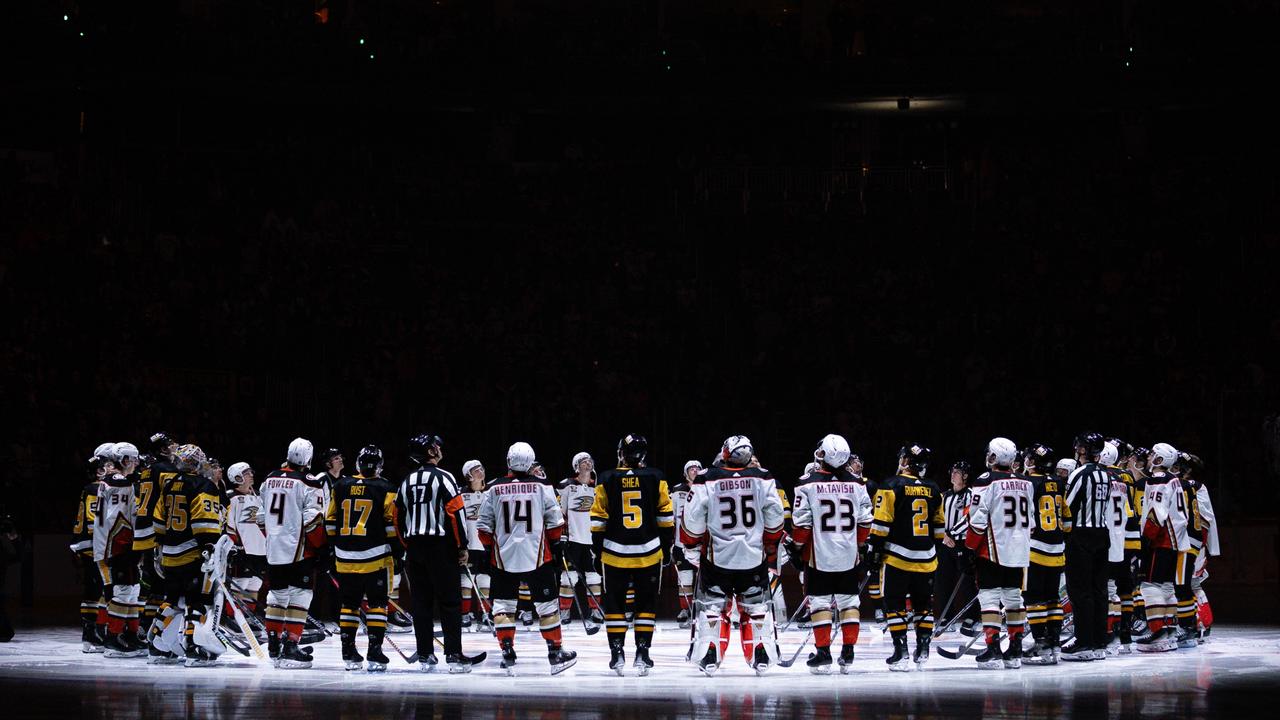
[
  {"x1": 815, "y1": 434, "x2": 851, "y2": 469},
  {"x1": 1149, "y1": 443, "x2": 1179, "y2": 471},
  {"x1": 571, "y1": 451, "x2": 594, "y2": 474},
  {"x1": 1099, "y1": 442, "x2": 1119, "y2": 466},
  {"x1": 683, "y1": 459, "x2": 704, "y2": 476},
  {"x1": 986, "y1": 437, "x2": 1018, "y2": 468},
  {"x1": 507, "y1": 442, "x2": 536, "y2": 472},
  {"x1": 721, "y1": 435, "x2": 753, "y2": 467},
  {"x1": 287, "y1": 437, "x2": 314, "y2": 468},
  {"x1": 461, "y1": 459, "x2": 483, "y2": 478},
  {"x1": 227, "y1": 462, "x2": 252, "y2": 484},
  {"x1": 1056, "y1": 458, "x2": 1078, "y2": 473},
  {"x1": 802, "y1": 461, "x2": 822, "y2": 478},
  {"x1": 111, "y1": 442, "x2": 140, "y2": 465},
  {"x1": 93, "y1": 442, "x2": 115, "y2": 460}
]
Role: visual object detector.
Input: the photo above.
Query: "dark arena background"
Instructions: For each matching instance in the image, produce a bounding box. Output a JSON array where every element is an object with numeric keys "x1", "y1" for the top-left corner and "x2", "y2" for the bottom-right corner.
[{"x1": 3, "y1": 1, "x2": 1280, "y2": 719}]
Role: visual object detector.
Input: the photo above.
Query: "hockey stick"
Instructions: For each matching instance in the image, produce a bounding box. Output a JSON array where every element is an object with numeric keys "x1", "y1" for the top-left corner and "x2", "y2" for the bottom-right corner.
[
  {"x1": 934, "y1": 594, "x2": 979, "y2": 639},
  {"x1": 325, "y1": 571, "x2": 416, "y2": 665},
  {"x1": 937, "y1": 628, "x2": 1004, "y2": 659},
  {"x1": 781, "y1": 566, "x2": 874, "y2": 668},
  {"x1": 202, "y1": 539, "x2": 270, "y2": 664},
  {"x1": 933, "y1": 571, "x2": 967, "y2": 635},
  {"x1": 561, "y1": 556, "x2": 601, "y2": 636},
  {"x1": 779, "y1": 596, "x2": 811, "y2": 634},
  {"x1": 685, "y1": 561, "x2": 703, "y2": 661}
]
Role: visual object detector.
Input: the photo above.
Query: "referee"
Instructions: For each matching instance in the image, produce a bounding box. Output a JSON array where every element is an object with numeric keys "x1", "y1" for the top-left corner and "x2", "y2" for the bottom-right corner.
[
  {"x1": 1062, "y1": 432, "x2": 1111, "y2": 661},
  {"x1": 935, "y1": 460, "x2": 977, "y2": 633},
  {"x1": 396, "y1": 433, "x2": 471, "y2": 672}
]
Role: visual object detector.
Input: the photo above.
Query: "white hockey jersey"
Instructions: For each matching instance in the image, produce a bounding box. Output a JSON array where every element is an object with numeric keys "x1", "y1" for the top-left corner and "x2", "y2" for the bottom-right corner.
[
  {"x1": 477, "y1": 476, "x2": 565, "y2": 573},
  {"x1": 261, "y1": 468, "x2": 323, "y2": 565},
  {"x1": 1105, "y1": 475, "x2": 1132, "y2": 563},
  {"x1": 461, "y1": 491, "x2": 487, "y2": 552},
  {"x1": 670, "y1": 485, "x2": 692, "y2": 541},
  {"x1": 1140, "y1": 473, "x2": 1190, "y2": 552},
  {"x1": 680, "y1": 467, "x2": 786, "y2": 571},
  {"x1": 227, "y1": 492, "x2": 267, "y2": 557},
  {"x1": 967, "y1": 471, "x2": 1035, "y2": 569},
  {"x1": 1196, "y1": 483, "x2": 1219, "y2": 557},
  {"x1": 557, "y1": 480, "x2": 596, "y2": 545},
  {"x1": 791, "y1": 473, "x2": 874, "y2": 572},
  {"x1": 93, "y1": 473, "x2": 135, "y2": 562}
]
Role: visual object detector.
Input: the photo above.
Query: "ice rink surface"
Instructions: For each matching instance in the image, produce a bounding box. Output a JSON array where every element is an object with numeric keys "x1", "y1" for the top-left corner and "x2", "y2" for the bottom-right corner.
[{"x1": 3, "y1": 622, "x2": 1279, "y2": 720}]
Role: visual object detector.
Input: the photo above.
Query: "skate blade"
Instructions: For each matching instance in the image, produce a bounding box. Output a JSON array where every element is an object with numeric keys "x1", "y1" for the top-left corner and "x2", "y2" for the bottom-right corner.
[
  {"x1": 808, "y1": 665, "x2": 832, "y2": 675},
  {"x1": 386, "y1": 626, "x2": 413, "y2": 634},
  {"x1": 184, "y1": 659, "x2": 218, "y2": 668},
  {"x1": 447, "y1": 663, "x2": 472, "y2": 674},
  {"x1": 82, "y1": 644, "x2": 105, "y2": 654},
  {"x1": 888, "y1": 660, "x2": 912, "y2": 672},
  {"x1": 105, "y1": 650, "x2": 146, "y2": 659},
  {"x1": 839, "y1": 664, "x2": 852, "y2": 675},
  {"x1": 975, "y1": 660, "x2": 1003, "y2": 670},
  {"x1": 344, "y1": 661, "x2": 364, "y2": 671},
  {"x1": 1003, "y1": 660, "x2": 1021, "y2": 669},
  {"x1": 550, "y1": 658, "x2": 578, "y2": 676},
  {"x1": 148, "y1": 655, "x2": 182, "y2": 665},
  {"x1": 367, "y1": 662, "x2": 387, "y2": 673},
  {"x1": 611, "y1": 664, "x2": 625, "y2": 677},
  {"x1": 276, "y1": 660, "x2": 313, "y2": 669},
  {"x1": 634, "y1": 663, "x2": 652, "y2": 677},
  {"x1": 699, "y1": 663, "x2": 718, "y2": 677}
]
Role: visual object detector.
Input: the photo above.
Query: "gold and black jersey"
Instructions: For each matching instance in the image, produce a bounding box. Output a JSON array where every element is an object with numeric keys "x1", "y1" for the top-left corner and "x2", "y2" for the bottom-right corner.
[
  {"x1": 1121, "y1": 470, "x2": 1144, "y2": 551},
  {"x1": 869, "y1": 473, "x2": 945, "y2": 573},
  {"x1": 1027, "y1": 473, "x2": 1067, "y2": 567},
  {"x1": 590, "y1": 466, "x2": 674, "y2": 568},
  {"x1": 132, "y1": 459, "x2": 178, "y2": 552},
  {"x1": 152, "y1": 472, "x2": 224, "y2": 568},
  {"x1": 325, "y1": 474, "x2": 398, "y2": 574},
  {"x1": 71, "y1": 481, "x2": 100, "y2": 556}
]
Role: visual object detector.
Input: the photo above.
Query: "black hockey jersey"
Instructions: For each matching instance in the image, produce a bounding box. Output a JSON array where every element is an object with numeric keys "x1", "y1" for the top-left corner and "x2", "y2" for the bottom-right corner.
[
  {"x1": 133, "y1": 459, "x2": 178, "y2": 552},
  {"x1": 326, "y1": 474, "x2": 398, "y2": 574},
  {"x1": 1026, "y1": 472, "x2": 1066, "y2": 568},
  {"x1": 153, "y1": 472, "x2": 224, "y2": 568},
  {"x1": 869, "y1": 473, "x2": 945, "y2": 573},
  {"x1": 70, "y1": 481, "x2": 100, "y2": 557},
  {"x1": 591, "y1": 466, "x2": 674, "y2": 568}
]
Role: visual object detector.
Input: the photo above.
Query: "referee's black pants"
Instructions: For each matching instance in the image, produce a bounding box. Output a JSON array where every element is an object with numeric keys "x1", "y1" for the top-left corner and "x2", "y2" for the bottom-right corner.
[
  {"x1": 1065, "y1": 528, "x2": 1110, "y2": 649},
  {"x1": 404, "y1": 537, "x2": 464, "y2": 657}
]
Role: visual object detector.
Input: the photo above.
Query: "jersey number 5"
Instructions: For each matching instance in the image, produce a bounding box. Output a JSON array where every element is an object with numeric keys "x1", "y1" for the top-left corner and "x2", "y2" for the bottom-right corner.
[{"x1": 621, "y1": 491, "x2": 643, "y2": 529}]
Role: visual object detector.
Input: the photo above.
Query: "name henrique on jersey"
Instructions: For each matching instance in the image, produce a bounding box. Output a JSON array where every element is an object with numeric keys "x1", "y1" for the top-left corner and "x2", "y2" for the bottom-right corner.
[
  {"x1": 870, "y1": 473, "x2": 945, "y2": 573},
  {"x1": 680, "y1": 466, "x2": 786, "y2": 571},
  {"x1": 477, "y1": 474, "x2": 565, "y2": 573},
  {"x1": 260, "y1": 467, "x2": 325, "y2": 565},
  {"x1": 558, "y1": 479, "x2": 597, "y2": 546},
  {"x1": 791, "y1": 468, "x2": 874, "y2": 572},
  {"x1": 227, "y1": 492, "x2": 267, "y2": 557},
  {"x1": 967, "y1": 470, "x2": 1035, "y2": 568},
  {"x1": 589, "y1": 466, "x2": 674, "y2": 568}
]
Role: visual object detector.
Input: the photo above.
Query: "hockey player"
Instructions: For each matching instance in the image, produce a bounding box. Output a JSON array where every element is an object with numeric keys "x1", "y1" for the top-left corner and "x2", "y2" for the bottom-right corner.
[
  {"x1": 1099, "y1": 441, "x2": 1137, "y2": 654},
  {"x1": 151, "y1": 444, "x2": 225, "y2": 666},
  {"x1": 790, "y1": 434, "x2": 873, "y2": 674},
  {"x1": 1125, "y1": 446, "x2": 1151, "y2": 630},
  {"x1": 477, "y1": 442, "x2": 577, "y2": 674},
  {"x1": 1136, "y1": 442, "x2": 1190, "y2": 652},
  {"x1": 670, "y1": 460, "x2": 701, "y2": 628},
  {"x1": 868, "y1": 442, "x2": 945, "y2": 672},
  {"x1": 1056, "y1": 459, "x2": 1077, "y2": 479},
  {"x1": 71, "y1": 454, "x2": 108, "y2": 652},
  {"x1": 590, "y1": 434, "x2": 674, "y2": 675},
  {"x1": 326, "y1": 446, "x2": 398, "y2": 672},
  {"x1": 133, "y1": 432, "x2": 179, "y2": 637},
  {"x1": 680, "y1": 435, "x2": 786, "y2": 676},
  {"x1": 1022, "y1": 443, "x2": 1068, "y2": 664},
  {"x1": 261, "y1": 438, "x2": 326, "y2": 668},
  {"x1": 965, "y1": 438, "x2": 1035, "y2": 669},
  {"x1": 225, "y1": 462, "x2": 267, "y2": 616},
  {"x1": 95, "y1": 442, "x2": 144, "y2": 658},
  {"x1": 558, "y1": 452, "x2": 603, "y2": 625},
  {"x1": 459, "y1": 460, "x2": 492, "y2": 631},
  {"x1": 1169, "y1": 451, "x2": 1205, "y2": 648},
  {"x1": 1182, "y1": 454, "x2": 1219, "y2": 640}
]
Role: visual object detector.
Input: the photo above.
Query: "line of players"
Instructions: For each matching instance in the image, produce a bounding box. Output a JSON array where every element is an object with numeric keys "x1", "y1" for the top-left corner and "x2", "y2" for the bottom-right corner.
[{"x1": 69, "y1": 428, "x2": 1219, "y2": 675}]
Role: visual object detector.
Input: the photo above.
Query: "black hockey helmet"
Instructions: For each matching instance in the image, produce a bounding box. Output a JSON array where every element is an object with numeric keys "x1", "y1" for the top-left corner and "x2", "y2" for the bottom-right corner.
[
  {"x1": 618, "y1": 433, "x2": 649, "y2": 467},
  {"x1": 1107, "y1": 437, "x2": 1134, "y2": 462},
  {"x1": 356, "y1": 445, "x2": 384, "y2": 476},
  {"x1": 950, "y1": 460, "x2": 971, "y2": 476},
  {"x1": 149, "y1": 431, "x2": 177, "y2": 458},
  {"x1": 1178, "y1": 452, "x2": 1204, "y2": 478},
  {"x1": 1131, "y1": 446, "x2": 1150, "y2": 467},
  {"x1": 1072, "y1": 432, "x2": 1105, "y2": 458},
  {"x1": 1023, "y1": 443, "x2": 1054, "y2": 473},
  {"x1": 898, "y1": 442, "x2": 931, "y2": 474},
  {"x1": 319, "y1": 448, "x2": 343, "y2": 469},
  {"x1": 408, "y1": 433, "x2": 443, "y2": 464}
]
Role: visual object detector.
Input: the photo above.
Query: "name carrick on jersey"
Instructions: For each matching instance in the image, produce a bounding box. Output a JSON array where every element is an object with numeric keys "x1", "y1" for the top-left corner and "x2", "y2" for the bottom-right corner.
[
  {"x1": 133, "y1": 460, "x2": 177, "y2": 552},
  {"x1": 680, "y1": 466, "x2": 786, "y2": 571},
  {"x1": 791, "y1": 468, "x2": 874, "y2": 572},
  {"x1": 461, "y1": 491, "x2": 487, "y2": 552},
  {"x1": 94, "y1": 473, "x2": 136, "y2": 562},
  {"x1": 1141, "y1": 473, "x2": 1191, "y2": 552},
  {"x1": 477, "y1": 473, "x2": 565, "y2": 573},
  {"x1": 261, "y1": 467, "x2": 325, "y2": 565},
  {"x1": 152, "y1": 472, "x2": 224, "y2": 568},
  {"x1": 870, "y1": 473, "x2": 945, "y2": 573},
  {"x1": 1025, "y1": 473, "x2": 1066, "y2": 567},
  {"x1": 967, "y1": 470, "x2": 1035, "y2": 569},
  {"x1": 590, "y1": 466, "x2": 674, "y2": 568},
  {"x1": 227, "y1": 492, "x2": 267, "y2": 557},
  {"x1": 558, "y1": 479, "x2": 597, "y2": 545},
  {"x1": 325, "y1": 474, "x2": 398, "y2": 574}
]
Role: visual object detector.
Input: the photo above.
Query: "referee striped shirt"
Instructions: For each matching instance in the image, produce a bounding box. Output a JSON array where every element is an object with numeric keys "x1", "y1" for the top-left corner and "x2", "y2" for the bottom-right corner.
[
  {"x1": 1064, "y1": 462, "x2": 1111, "y2": 529},
  {"x1": 396, "y1": 463, "x2": 467, "y2": 544},
  {"x1": 942, "y1": 487, "x2": 972, "y2": 543}
]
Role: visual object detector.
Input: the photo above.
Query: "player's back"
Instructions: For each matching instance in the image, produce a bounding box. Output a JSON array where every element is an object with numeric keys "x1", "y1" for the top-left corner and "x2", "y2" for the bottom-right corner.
[
  {"x1": 685, "y1": 466, "x2": 784, "y2": 571},
  {"x1": 94, "y1": 472, "x2": 135, "y2": 561},
  {"x1": 260, "y1": 468, "x2": 315, "y2": 564},
  {"x1": 792, "y1": 467, "x2": 872, "y2": 572},
  {"x1": 871, "y1": 473, "x2": 944, "y2": 573},
  {"x1": 970, "y1": 470, "x2": 1034, "y2": 568},
  {"x1": 326, "y1": 475, "x2": 396, "y2": 573},
  {"x1": 482, "y1": 475, "x2": 563, "y2": 573},
  {"x1": 592, "y1": 466, "x2": 673, "y2": 567},
  {"x1": 1026, "y1": 472, "x2": 1066, "y2": 567}
]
